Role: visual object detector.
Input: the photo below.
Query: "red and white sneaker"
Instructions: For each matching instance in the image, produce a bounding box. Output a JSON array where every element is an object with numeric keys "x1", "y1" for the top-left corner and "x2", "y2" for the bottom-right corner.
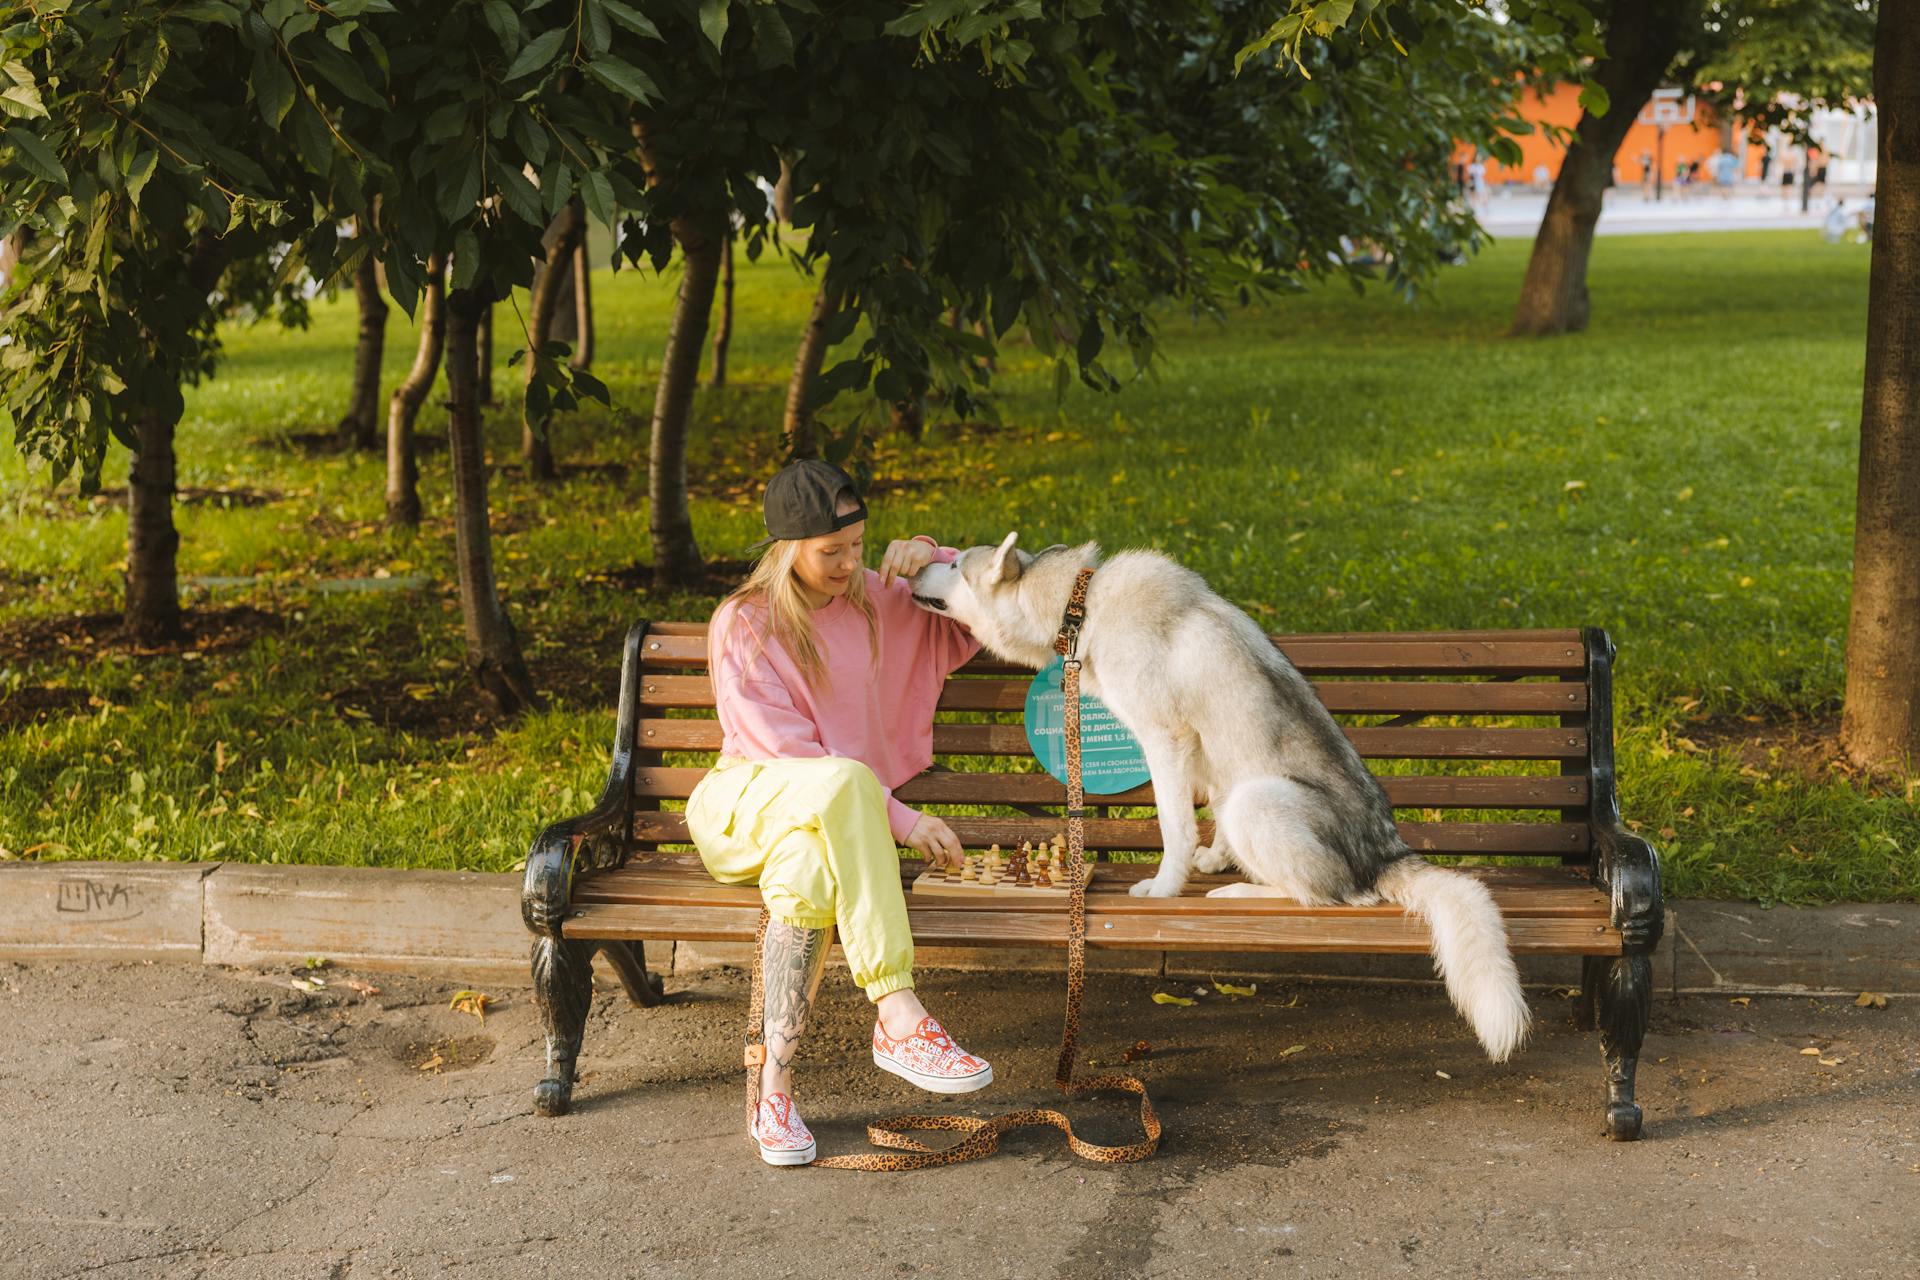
[
  {"x1": 872, "y1": 1016, "x2": 994, "y2": 1094},
  {"x1": 751, "y1": 1092, "x2": 816, "y2": 1167}
]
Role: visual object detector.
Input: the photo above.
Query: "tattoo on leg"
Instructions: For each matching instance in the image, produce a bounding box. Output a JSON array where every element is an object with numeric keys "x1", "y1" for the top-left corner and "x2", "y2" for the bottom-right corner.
[{"x1": 762, "y1": 920, "x2": 832, "y2": 1075}]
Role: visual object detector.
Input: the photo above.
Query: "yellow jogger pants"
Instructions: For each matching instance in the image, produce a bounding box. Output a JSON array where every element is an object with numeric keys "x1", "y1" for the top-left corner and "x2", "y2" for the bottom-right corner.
[{"x1": 684, "y1": 755, "x2": 915, "y2": 1002}]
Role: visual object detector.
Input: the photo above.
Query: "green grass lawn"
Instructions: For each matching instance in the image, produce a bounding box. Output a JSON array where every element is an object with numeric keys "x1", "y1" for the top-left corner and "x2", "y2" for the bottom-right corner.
[{"x1": 2, "y1": 229, "x2": 1915, "y2": 904}]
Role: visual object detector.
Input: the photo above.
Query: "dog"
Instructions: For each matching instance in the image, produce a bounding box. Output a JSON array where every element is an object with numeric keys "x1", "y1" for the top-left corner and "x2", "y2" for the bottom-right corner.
[{"x1": 908, "y1": 532, "x2": 1531, "y2": 1062}]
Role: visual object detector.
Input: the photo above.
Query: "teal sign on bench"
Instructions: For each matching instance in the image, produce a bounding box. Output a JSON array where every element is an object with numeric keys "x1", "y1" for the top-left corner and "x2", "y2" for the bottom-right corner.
[{"x1": 1023, "y1": 655, "x2": 1152, "y2": 795}]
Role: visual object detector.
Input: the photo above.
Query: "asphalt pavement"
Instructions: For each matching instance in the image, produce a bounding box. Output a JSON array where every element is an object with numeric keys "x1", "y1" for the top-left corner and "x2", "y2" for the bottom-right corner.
[{"x1": 2, "y1": 960, "x2": 1915, "y2": 1279}]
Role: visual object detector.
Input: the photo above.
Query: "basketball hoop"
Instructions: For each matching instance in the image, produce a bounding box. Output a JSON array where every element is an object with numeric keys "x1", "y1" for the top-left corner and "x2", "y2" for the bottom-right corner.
[
  {"x1": 1637, "y1": 88, "x2": 1697, "y2": 129},
  {"x1": 1636, "y1": 89, "x2": 1697, "y2": 203}
]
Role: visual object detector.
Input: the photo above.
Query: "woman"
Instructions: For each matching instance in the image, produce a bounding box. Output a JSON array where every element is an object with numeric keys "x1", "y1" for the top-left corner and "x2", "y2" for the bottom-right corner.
[{"x1": 685, "y1": 458, "x2": 992, "y2": 1167}]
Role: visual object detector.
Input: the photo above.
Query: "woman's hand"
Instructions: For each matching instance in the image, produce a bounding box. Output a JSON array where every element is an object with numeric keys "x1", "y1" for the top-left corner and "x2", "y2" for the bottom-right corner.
[
  {"x1": 879, "y1": 537, "x2": 937, "y2": 588},
  {"x1": 904, "y1": 813, "x2": 965, "y2": 871}
]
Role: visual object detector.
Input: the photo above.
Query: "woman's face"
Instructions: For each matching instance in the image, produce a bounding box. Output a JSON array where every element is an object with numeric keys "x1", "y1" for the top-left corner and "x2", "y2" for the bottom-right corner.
[{"x1": 791, "y1": 512, "x2": 865, "y2": 608}]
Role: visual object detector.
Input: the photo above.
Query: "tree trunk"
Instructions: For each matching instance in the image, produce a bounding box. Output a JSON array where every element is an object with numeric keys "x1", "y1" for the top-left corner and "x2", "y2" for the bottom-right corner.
[
  {"x1": 125, "y1": 410, "x2": 183, "y2": 645},
  {"x1": 385, "y1": 253, "x2": 446, "y2": 529},
  {"x1": 773, "y1": 153, "x2": 797, "y2": 224},
  {"x1": 1841, "y1": 5, "x2": 1920, "y2": 775},
  {"x1": 122, "y1": 231, "x2": 227, "y2": 644},
  {"x1": 569, "y1": 237, "x2": 595, "y2": 371},
  {"x1": 522, "y1": 200, "x2": 587, "y2": 483},
  {"x1": 710, "y1": 227, "x2": 735, "y2": 388},
  {"x1": 337, "y1": 247, "x2": 387, "y2": 449},
  {"x1": 647, "y1": 211, "x2": 724, "y2": 585},
  {"x1": 1509, "y1": 0, "x2": 1691, "y2": 336},
  {"x1": 783, "y1": 280, "x2": 835, "y2": 457},
  {"x1": 444, "y1": 285, "x2": 543, "y2": 716},
  {"x1": 477, "y1": 304, "x2": 495, "y2": 406}
]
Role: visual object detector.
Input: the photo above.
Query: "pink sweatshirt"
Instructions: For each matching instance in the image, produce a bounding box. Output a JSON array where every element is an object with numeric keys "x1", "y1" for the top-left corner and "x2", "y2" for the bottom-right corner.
[{"x1": 708, "y1": 538, "x2": 983, "y2": 842}]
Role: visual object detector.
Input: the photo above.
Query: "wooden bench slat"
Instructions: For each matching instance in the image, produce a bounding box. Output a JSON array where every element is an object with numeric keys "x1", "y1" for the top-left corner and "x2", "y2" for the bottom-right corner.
[
  {"x1": 631, "y1": 766, "x2": 1589, "y2": 811},
  {"x1": 636, "y1": 673, "x2": 1589, "y2": 716},
  {"x1": 637, "y1": 633, "x2": 1588, "y2": 675},
  {"x1": 628, "y1": 810, "x2": 1587, "y2": 854},
  {"x1": 564, "y1": 901, "x2": 1622, "y2": 954},
  {"x1": 573, "y1": 859, "x2": 1608, "y2": 917},
  {"x1": 637, "y1": 718, "x2": 1589, "y2": 760},
  {"x1": 641, "y1": 622, "x2": 1586, "y2": 643}
]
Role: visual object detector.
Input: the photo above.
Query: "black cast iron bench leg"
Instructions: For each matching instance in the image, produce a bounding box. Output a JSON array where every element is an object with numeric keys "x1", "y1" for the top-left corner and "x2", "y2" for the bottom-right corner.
[
  {"x1": 533, "y1": 935, "x2": 597, "y2": 1117},
  {"x1": 1584, "y1": 953, "x2": 1653, "y2": 1141}
]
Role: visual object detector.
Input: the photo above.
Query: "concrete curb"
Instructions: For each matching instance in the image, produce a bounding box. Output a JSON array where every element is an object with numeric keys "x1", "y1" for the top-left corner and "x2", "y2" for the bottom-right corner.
[{"x1": 3, "y1": 863, "x2": 1916, "y2": 996}]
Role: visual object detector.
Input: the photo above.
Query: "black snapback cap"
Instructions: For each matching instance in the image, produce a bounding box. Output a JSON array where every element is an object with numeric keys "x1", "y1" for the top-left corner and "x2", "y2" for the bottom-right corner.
[{"x1": 747, "y1": 459, "x2": 868, "y2": 551}]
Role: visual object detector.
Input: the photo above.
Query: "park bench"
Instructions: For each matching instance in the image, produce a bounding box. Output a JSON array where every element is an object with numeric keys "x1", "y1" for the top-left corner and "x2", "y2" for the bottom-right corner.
[{"x1": 522, "y1": 621, "x2": 1664, "y2": 1140}]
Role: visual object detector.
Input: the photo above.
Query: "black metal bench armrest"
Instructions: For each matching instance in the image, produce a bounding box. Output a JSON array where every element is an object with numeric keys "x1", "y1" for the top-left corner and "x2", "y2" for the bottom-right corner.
[
  {"x1": 523, "y1": 798, "x2": 632, "y2": 938},
  {"x1": 1593, "y1": 823, "x2": 1664, "y2": 954},
  {"x1": 522, "y1": 621, "x2": 654, "y2": 939}
]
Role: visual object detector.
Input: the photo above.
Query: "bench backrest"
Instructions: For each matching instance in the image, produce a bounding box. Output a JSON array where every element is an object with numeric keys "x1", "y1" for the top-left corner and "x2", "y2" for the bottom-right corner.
[{"x1": 622, "y1": 622, "x2": 1620, "y2": 869}]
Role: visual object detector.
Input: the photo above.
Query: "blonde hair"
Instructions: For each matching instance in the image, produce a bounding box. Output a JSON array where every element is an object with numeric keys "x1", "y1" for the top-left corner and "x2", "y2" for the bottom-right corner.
[{"x1": 717, "y1": 532, "x2": 880, "y2": 696}]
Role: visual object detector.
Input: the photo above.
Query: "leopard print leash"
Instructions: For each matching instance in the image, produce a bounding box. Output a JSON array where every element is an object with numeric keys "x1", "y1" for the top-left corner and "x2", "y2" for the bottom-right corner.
[{"x1": 745, "y1": 566, "x2": 1162, "y2": 1170}]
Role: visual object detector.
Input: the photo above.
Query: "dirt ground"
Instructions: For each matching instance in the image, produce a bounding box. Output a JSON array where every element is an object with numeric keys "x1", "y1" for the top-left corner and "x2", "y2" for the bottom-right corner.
[{"x1": 1, "y1": 959, "x2": 1915, "y2": 1280}]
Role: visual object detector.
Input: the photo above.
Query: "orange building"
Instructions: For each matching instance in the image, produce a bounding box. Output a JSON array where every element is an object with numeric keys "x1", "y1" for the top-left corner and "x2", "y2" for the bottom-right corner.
[{"x1": 1455, "y1": 82, "x2": 1772, "y2": 188}]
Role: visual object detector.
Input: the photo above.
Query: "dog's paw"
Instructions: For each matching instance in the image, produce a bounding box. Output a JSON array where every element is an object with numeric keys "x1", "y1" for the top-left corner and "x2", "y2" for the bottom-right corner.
[
  {"x1": 1205, "y1": 882, "x2": 1267, "y2": 899},
  {"x1": 1193, "y1": 844, "x2": 1233, "y2": 874},
  {"x1": 1129, "y1": 877, "x2": 1184, "y2": 898}
]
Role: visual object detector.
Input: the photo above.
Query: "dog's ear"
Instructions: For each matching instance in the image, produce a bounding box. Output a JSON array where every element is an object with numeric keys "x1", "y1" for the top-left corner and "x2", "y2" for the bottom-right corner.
[{"x1": 987, "y1": 530, "x2": 1021, "y2": 585}]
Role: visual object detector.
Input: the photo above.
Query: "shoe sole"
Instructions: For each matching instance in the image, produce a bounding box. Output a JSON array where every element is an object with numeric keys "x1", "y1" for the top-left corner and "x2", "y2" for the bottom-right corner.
[
  {"x1": 872, "y1": 1047, "x2": 994, "y2": 1094},
  {"x1": 752, "y1": 1143, "x2": 814, "y2": 1174}
]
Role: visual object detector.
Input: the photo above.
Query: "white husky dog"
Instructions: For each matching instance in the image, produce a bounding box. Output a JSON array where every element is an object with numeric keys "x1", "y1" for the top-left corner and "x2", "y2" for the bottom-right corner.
[{"x1": 908, "y1": 533, "x2": 1531, "y2": 1062}]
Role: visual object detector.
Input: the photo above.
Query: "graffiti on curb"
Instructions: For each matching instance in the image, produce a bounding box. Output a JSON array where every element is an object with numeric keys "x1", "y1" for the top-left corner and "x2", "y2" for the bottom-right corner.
[{"x1": 54, "y1": 879, "x2": 144, "y2": 922}]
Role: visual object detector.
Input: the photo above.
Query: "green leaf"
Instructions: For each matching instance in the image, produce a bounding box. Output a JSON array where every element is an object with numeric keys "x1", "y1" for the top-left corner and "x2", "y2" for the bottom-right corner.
[
  {"x1": 1075, "y1": 316, "x2": 1103, "y2": 367},
  {"x1": 289, "y1": 100, "x2": 333, "y2": 178},
  {"x1": 439, "y1": 152, "x2": 481, "y2": 222},
  {"x1": 251, "y1": 49, "x2": 296, "y2": 128},
  {"x1": 0, "y1": 65, "x2": 47, "y2": 120},
  {"x1": 570, "y1": 368, "x2": 610, "y2": 405},
  {"x1": 598, "y1": 0, "x2": 661, "y2": 39},
  {"x1": 1151, "y1": 992, "x2": 1195, "y2": 1007},
  {"x1": 504, "y1": 26, "x2": 567, "y2": 82},
  {"x1": 582, "y1": 0, "x2": 612, "y2": 56},
  {"x1": 124, "y1": 149, "x2": 158, "y2": 207},
  {"x1": 2, "y1": 126, "x2": 68, "y2": 185},
  {"x1": 746, "y1": 3, "x2": 794, "y2": 68},
  {"x1": 698, "y1": 0, "x2": 730, "y2": 52},
  {"x1": 1577, "y1": 81, "x2": 1611, "y2": 119},
  {"x1": 489, "y1": 158, "x2": 543, "y2": 227},
  {"x1": 579, "y1": 169, "x2": 615, "y2": 229},
  {"x1": 482, "y1": 0, "x2": 522, "y2": 52},
  {"x1": 543, "y1": 162, "x2": 574, "y2": 217},
  {"x1": 584, "y1": 55, "x2": 659, "y2": 104},
  {"x1": 450, "y1": 229, "x2": 479, "y2": 290},
  {"x1": 511, "y1": 111, "x2": 549, "y2": 168}
]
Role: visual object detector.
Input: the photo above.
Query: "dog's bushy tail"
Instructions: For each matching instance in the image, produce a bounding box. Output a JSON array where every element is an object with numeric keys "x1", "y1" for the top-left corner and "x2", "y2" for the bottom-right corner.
[{"x1": 1375, "y1": 857, "x2": 1531, "y2": 1063}]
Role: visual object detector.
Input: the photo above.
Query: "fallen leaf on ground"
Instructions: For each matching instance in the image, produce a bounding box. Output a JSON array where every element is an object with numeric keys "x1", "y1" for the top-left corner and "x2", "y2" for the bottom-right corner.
[
  {"x1": 343, "y1": 979, "x2": 381, "y2": 998},
  {"x1": 1152, "y1": 992, "x2": 1195, "y2": 1007},
  {"x1": 1122, "y1": 1039, "x2": 1153, "y2": 1063},
  {"x1": 1435, "y1": 1070, "x2": 1452, "y2": 1080},
  {"x1": 1278, "y1": 1044, "x2": 1306, "y2": 1058},
  {"x1": 1729, "y1": 997, "x2": 1751, "y2": 1007},
  {"x1": 450, "y1": 990, "x2": 493, "y2": 1022},
  {"x1": 1212, "y1": 980, "x2": 1257, "y2": 997},
  {"x1": 1799, "y1": 1046, "x2": 1821, "y2": 1056},
  {"x1": 1855, "y1": 992, "x2": 1888, "y2": 1009},
  {"x1": 304, "y1": 956, "x2": 329, "y2": 970},
  {"x1": 417, "y1": 1052, "x2": 445, "y2": 1072},
  {"x1": 290, "y1": 975, "x2": 326, "y2": 993},
  {"x1": 1818, "y1": 1057, "x2": 1845, "y2": 1066}
]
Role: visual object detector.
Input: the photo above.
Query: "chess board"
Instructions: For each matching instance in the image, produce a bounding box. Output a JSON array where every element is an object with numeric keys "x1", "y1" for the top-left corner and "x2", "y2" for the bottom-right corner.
[{"x1": 910, "y1": 843, "x2": 1093, "y2": 899}]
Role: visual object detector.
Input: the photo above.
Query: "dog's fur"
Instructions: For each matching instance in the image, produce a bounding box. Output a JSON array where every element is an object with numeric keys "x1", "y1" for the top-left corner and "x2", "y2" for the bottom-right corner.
[{"x1": 909, "y1": 533, "x2": 1531, "y2": 1062}]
